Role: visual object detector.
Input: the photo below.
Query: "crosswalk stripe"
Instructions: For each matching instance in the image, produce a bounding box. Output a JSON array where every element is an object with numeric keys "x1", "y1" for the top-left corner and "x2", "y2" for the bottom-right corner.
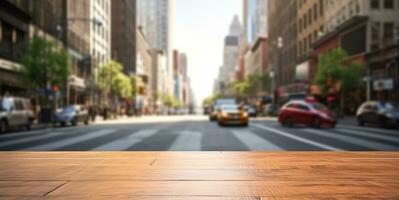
[
  {"x1": 92, "y1": 129, "x2": 160, "y2": 151},
  {"x1": 339, "y1": 125, "x2": 399, "y2": 135},
  {"x1": 23, "y1": 129, "x2": 116, "y2": 151},
  {"x1": 231, "y1": 130, "x2": 283, "y2": 151},
  {"x1": 0, "y1": 131, "x2": 62, "y2": 147},
  {"x1": 336, "y1": 128, "x2": 399, "y2": 143},
  {"x1": 168, "y1": 131, "x2": 202, "y2": 151},
  {"x1": 304, "y1": 128, "x2": 399, "y2": 150},
  {"x1": 251, "y1": 124, "x2": 343, "y2": 151}
]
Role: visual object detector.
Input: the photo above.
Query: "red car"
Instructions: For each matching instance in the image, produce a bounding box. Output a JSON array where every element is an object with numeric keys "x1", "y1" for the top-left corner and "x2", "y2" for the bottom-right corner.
[{"x1": 278, "y1": 100, "x2": 337, "y2": 128}]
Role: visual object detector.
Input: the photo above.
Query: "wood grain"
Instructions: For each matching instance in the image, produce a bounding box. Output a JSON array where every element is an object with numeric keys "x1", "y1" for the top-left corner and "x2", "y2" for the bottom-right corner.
[{"x1": 0, "y1": 152, "x2": 398, "y2": 199}]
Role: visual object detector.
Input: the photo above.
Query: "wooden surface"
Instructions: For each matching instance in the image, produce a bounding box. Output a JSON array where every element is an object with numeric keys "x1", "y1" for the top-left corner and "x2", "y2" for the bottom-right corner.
[{"x1": 0, "y1": 152, "x2": 398, "y2": 199}]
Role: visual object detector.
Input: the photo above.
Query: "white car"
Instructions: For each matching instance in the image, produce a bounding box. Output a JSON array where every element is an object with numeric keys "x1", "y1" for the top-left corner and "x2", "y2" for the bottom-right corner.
[{"x1": 0, "y1": 97, "x2": 34, "y2": 133}]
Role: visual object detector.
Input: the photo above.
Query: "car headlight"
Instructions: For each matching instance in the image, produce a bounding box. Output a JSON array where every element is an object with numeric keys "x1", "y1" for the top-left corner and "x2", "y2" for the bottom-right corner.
[{"x1": 242, "y1": 112, "x2": 248, "y2": 117}]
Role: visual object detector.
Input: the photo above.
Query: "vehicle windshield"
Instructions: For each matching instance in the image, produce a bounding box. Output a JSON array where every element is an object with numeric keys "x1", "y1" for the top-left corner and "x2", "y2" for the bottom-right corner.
[
  {"x1": 0, "y1": 98, "x2": 12, "y2": 111},
  {"x1": 61, "y1": 106, "x2": 77, "y2": 113},
  {"x1": 379, "y1": 102, "x2": 399, "y2": 111},
  {"x1": 310, "y1": 102, "x2": 328, "y2": 110},
  {"x1": 222, "y1": 105, "x2": 240, "y2": 111}
]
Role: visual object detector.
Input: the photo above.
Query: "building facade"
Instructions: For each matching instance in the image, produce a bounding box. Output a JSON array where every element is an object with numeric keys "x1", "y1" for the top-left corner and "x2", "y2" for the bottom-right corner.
[
  {"x1": 268, "y1": 0, "x2": 298, "y2": 98},
  {"x1": 111, "y1": 0, "x2": 136, "y2": 74},
  {"x1": 136, "y1": 28, "x2": 153, "y2": 112}
]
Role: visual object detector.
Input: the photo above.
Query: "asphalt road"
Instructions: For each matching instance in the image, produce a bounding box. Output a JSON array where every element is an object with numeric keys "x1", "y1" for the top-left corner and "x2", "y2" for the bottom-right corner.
[{"x1": 0, "y1": 115, "x2": 398, "y2": 151}]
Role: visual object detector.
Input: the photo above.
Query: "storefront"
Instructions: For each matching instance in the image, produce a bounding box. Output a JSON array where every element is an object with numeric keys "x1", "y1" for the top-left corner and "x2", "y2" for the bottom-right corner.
[{"x1": 367, "y1": 45, "x2": 399, "y2": 103}]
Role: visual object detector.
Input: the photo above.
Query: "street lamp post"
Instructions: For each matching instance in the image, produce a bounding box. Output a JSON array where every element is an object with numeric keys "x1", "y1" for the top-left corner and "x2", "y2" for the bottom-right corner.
[{"x1": 269, "y1": 36, "x2": 283, "y2": 104}]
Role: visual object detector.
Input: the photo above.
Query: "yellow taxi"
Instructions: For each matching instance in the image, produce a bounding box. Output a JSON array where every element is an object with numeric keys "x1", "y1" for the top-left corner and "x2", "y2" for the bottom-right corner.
[{"x1": 217, "y1": 104, "x2": 249, "y2": 127}]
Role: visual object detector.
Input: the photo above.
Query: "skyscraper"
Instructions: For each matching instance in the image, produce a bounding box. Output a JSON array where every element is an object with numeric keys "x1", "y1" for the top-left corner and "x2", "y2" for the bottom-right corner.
[
  {"x1": 111, "y1": 0, "x2": 136, "y2": 74},
  {"x1": 137, "y1": 0, "x2": 174, "y2": 95}
]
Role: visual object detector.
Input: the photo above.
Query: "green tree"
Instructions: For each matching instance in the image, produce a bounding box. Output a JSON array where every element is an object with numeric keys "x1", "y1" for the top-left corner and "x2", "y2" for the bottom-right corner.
[
  {"x1": 20, "y1": 36, "x2": 69, "y2": 109},
  {"x1": 230, "y1": 74, "x2": 271, "y2": 97},
  {"x1": 97, "y1": 60, "x2": 133, "y2": 102},
  {"x1": 314, "y1": 48, "x2": 364, "y2": 113}
]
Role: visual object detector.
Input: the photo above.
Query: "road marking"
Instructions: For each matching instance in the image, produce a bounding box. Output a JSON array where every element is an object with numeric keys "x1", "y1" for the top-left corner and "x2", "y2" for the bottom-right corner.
[
  {"x1": 92, "y1": 129, "x2": 160, "y2": 151},
  {"x1": 23, "y1": 129, "x2": 116, "y2": 151},
  {"x1": 251, "y1": 124, "x2": 343, "y2": 151},
  {"x1": 304, "y1": 128, "x2": 399, "y2": 151},
  {"x1": 338, "y1": 125, "x2": 399, "y2": 135},
  {"x1": 231, "y1": 130, "x2": 283, "y2": 151},
  {"x1": 0, "y1": 131, "x2": 62, "y2": 147},
  {"x1": 336, "y1": 128, "x2": 399, "y2": 143},
  {"x1": 168, "y1": 131, "x2": 202, "y2": 151}
]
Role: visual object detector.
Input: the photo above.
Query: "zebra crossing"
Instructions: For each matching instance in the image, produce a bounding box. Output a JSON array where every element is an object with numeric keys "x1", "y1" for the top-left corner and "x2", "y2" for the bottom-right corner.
[{"x1": 0, "y1": 121, "x2": 398, "y2": 151}]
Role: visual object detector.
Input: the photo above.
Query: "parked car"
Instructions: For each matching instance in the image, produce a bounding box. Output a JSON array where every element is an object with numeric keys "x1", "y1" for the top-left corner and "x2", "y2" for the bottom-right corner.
[
  {"x1": 356, "y1": 101, "x2": 399, "y2": 128},
  {"x1": 0, "y1": 97, "x2": 34, "y2": 133},
  {"x1": 217, "y1": 104, "x2": 249, "y2": 127},
  {"x1": 279, "y1": 100, "x2": 336, "y2": 128},
  {"x1": 264, "y1": 104, "x2": 280, "y2": 117},
  {"x1": 244, "y1": 105, "x2": 257, "y2": 117},
  {"x1": 54, "y1": 105, "x2": 90, "y2": 126}
]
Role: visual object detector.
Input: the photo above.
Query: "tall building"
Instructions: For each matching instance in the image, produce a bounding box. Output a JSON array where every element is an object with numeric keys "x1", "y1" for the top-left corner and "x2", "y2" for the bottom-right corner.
[
  {"x1": 268, "y1": 0, "x2": 298, "y2": 94},
  {"x1": 90, "y1": 0, "x2": 111, "y2": 71},
  {"x1": 111, "y1": 0, "x2": 136, "y2": 74},
  {"x1": 252, "y1": 0, "x2": 268, "y2": 39},
  {"x1": 1, "y1": 0, "x2": 93, "y2": 104},
  {"x1": 296, "y1": 0, "x2": 325, "y2": 86},
  {"x1": 136, "y1": 28, "x2": 153, "y2": 111},
  {"x1": 137, "y1": 0, "x2": 174, "y2": 96},
  {"x1": 313, "y1": 0, "x2": 399, "y2": 103},
  {"x1": 229, "y1": 15, "x2": 243, "y2": 36}
]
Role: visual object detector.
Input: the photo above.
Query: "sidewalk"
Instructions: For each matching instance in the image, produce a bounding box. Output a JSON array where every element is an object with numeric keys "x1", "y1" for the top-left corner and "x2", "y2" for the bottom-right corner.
[{"x1": 0, "y1": 152, "x2": 398, "y2": 199}]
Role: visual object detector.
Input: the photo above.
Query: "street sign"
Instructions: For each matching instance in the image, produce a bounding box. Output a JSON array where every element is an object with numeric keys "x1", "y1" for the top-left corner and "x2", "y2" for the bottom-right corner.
[{"x1": 373, "y1": 79, "x2": 394, "y2": 91}]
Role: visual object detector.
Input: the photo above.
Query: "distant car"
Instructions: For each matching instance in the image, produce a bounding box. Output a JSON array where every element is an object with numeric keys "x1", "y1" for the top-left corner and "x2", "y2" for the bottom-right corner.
[
  {"x1": 217, "y1": 104, "x2": 249, "y2": 127},
  {"x1": 244, "y1": 105, "x2": 257, "y2": 117},
  {"x1": 0, "y1": 97, "x2": 34, "y2": 133},
  {"x1": 209, "y1": 98, "x2": 237, "y2": 121},
  {"x1": 279, "y1": 100, "x2": 336, "y2": 128},
  {"x1": 264, "y1": 104, "x2": 280, "y2": 117},
  {"x1": 356, "y1": 101, "x2": 399, "y2": 128},
  {"x1": 54, "y1": 105, "x2": 90, "y2": 126}
]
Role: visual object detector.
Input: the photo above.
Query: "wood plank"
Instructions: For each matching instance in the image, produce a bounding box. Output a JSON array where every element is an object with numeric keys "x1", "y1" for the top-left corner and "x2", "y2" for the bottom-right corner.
[
  {"x1": 47, "y1": 180, "x2": 399, "y2": 198},
  {"x1": 0, "y1": 152, "x2": 398, "y2": 199},
  {"x1": 0, "y1": 181, "x2": 67, "y2": 197}
]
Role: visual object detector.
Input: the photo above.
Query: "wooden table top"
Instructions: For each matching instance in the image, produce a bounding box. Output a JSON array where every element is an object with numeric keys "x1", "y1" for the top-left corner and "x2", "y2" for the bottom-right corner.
[{"x1": 0, "y1": 152, "x2": 398, "y2": 199}]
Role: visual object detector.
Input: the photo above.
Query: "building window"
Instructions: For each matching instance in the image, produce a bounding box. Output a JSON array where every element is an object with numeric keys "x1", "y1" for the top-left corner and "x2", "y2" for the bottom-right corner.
[
  {"x1": 371, "y1": 22, "x2": 380, "y2": 50},
  {"x1": 371, "y1": 0, "x2": 380, "y2": 9},
  {"x1": 384, "y1": 0, "x2": 394, "y2": 9},
  {"x1": 383, "y1": 22, "x2": 394, "y2": 45},
  {"x1": 319, "y1": 0, "x2": 324, "y2": 15},
  {"x1": 313, "y1": 4, "x2": 318, "y2": 19}
]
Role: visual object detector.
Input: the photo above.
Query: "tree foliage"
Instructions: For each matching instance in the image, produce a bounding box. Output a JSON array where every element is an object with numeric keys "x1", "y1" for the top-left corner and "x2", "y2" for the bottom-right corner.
[
  {"x1": 314, "y1": 48, "x2": 364, "y2": 96},
  {"x1": 230, "y1": 74, "x2": 271, "y2": 96},
  {"x1": 97, "y1": 60, "x2": 135, "y2": 98},
  {"x1": 20, "y1": 36, "x2": 69, "y2": 92}
]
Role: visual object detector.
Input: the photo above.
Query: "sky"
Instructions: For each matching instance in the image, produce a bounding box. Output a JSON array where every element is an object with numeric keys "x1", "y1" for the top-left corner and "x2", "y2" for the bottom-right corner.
[{"x1": 173, "y1": 0, "x2": 242, "y2": 106}]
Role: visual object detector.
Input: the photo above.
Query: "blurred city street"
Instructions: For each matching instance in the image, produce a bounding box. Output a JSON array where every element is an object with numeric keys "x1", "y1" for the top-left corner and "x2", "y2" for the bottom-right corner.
[{"x1": 1, "y1": 115, "x2": 398, "y2": 151}]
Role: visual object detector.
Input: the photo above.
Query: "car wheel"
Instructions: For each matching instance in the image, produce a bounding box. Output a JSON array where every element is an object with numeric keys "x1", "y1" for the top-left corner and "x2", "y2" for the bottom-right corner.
[
  {"x1": 60, "y1": 122, "x2": 66, "y2": 127},
  {"x1": 0, "y1": 120, "x2": 8, "y2": 133},
  {"x1": 25, "y1": 120, "x2": 32, "y2": 131},
  {"x1": 218, "y1": 121, "x2": 224, "y2": 126},
  {"x1": 283, "y1": 117, "x2": 292, "y2": 127},
  {"x1": 84, "y1": 118, "x2": 89, "y2": 125},
  {"x1": 71, "y1": 120, "x2": 77, "y2": 126},
  {"x1": 357, "y1": 116, "x2": 364, "y2": 126},
  {"x1": 313, "y1": 117, "x2": 321, "y2": 129},
  {"x1": 242, "y1": 123, "x2": 249, "y2": 127}
]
